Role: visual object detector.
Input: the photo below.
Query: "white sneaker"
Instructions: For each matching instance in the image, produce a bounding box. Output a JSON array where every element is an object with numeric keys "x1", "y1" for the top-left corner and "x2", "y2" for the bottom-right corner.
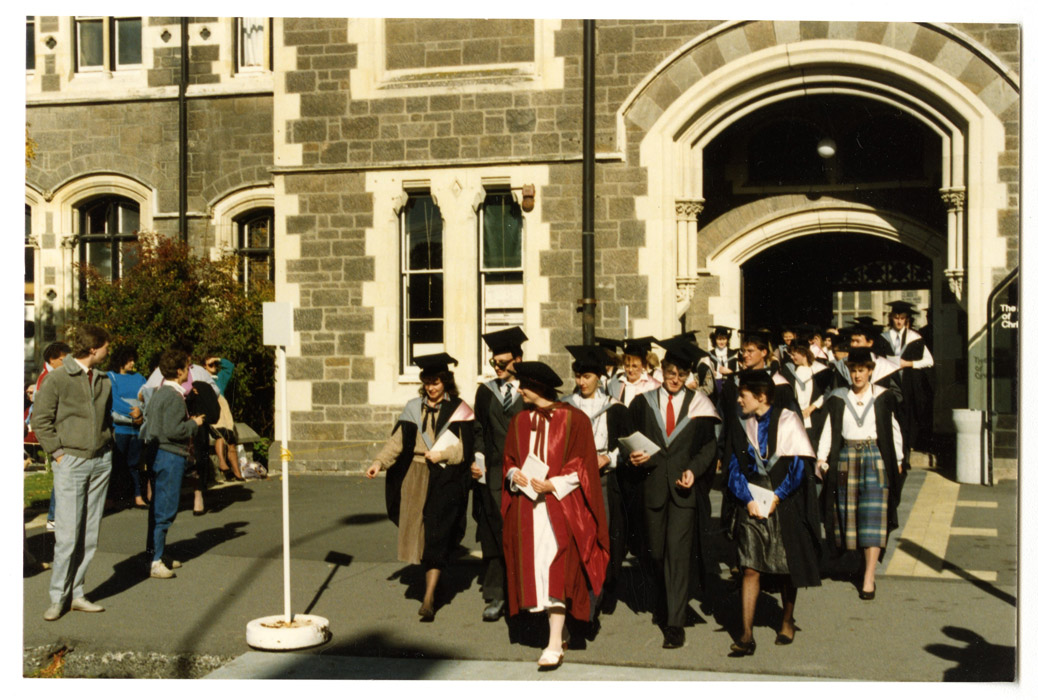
[{"x1": 150, "y1": 561, "x2": 176, "y2": 579}]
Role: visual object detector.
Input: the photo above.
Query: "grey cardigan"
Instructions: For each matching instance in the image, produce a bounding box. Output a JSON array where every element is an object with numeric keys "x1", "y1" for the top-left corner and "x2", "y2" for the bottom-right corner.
[
  {"x1": 31, "y1": 360, "x2": 113, "y2": 460},
  {"x1": 145, "y1": 384, "x2": 198, "y2": 457}
]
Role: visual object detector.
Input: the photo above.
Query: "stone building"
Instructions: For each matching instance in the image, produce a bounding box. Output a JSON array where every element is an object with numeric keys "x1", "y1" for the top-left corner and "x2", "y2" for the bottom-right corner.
[{"x1": 25, "y1": 18, "x2": 1019, "y2": 474}]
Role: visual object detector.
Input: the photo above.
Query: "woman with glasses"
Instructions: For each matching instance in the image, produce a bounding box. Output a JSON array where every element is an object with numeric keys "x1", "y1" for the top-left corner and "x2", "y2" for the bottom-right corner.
[{"x1": 366, "y1": 353, "x2": 474, "y2": 621}]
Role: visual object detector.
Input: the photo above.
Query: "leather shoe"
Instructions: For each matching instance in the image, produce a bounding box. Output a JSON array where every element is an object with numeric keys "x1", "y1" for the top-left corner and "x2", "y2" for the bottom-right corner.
[
  {"x1": 729, "y1": 638, "x2": 756, "y2": 657},
  {"x1": 775, "y1": 633, "x2": 794, "y2": 645},
  {"x1": 43, "y1": 603, "x2": 66, "y2": 621},
  {"x1": 71, "y1": 597, "x2": 105, "y2": 613},
  {"x1": 859, "y1": 584, "x2": 876, "y2": 600},
  {"x1": 482, "y1": 599, "x2": 506, "y2": 622},
  {"x1": 418, "y1": 604, "x2": 435, "y2": 622},
  {"x1": 662, "y1": 626, "x2": 685, "y2": 649}
]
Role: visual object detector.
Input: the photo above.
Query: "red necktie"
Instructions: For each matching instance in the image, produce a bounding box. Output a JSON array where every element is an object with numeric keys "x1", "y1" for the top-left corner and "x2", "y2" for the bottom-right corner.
[
  {"x1": 87, "y1": 369, "x2": 93, "y2": 388},
  {"x1": 666, "y1": 394, "x2": 675, "y2": 436}
]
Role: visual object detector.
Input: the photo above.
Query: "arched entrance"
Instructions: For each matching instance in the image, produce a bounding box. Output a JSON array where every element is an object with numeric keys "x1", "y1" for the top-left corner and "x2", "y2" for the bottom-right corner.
[{"x1": 741, "y1": 233, "x2": 933, "y2": 331}]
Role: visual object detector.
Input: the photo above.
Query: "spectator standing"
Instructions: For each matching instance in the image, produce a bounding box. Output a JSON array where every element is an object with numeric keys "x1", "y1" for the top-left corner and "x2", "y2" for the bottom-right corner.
[
  {"x1": 25, "y1": 342, "x2": 72, "y2": 530},
  {"x1": 201, "y1": 352, "x2": 244, "y2": 481},
  {"x1": 31, "y1": 325, "x2": 113, "y2": 621},
  {"x1": 107, "y1": 346, "x2": 148, "y2": 508},
  {"x1": 144, "y1": 349, "x2": 204, "y2": 578}
]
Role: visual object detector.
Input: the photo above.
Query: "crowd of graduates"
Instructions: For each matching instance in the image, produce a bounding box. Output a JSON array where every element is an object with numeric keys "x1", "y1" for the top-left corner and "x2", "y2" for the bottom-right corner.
[{"x1": 367, "y1": 301, "x2": 934, "y2": 668}]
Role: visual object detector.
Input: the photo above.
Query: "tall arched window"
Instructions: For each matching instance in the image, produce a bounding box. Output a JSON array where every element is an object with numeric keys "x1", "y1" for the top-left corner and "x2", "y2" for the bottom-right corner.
[
  {"x1": 235, "y1": 208, "x2": 274, "y2": 296},
  {"x1": 77, "y1": 196, "x2": 139, "y2": 298}
]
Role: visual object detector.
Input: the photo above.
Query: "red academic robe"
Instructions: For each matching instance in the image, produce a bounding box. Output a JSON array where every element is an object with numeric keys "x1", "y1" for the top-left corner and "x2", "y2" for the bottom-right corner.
[{"x1": 500, "y1": 403, "x2": 610, "y2": 621}]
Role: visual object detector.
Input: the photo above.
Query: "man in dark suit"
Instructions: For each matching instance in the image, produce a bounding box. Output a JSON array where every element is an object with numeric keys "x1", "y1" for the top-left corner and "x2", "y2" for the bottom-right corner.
[
  {"x1": 471, "y1": 326, "x2": 527, "y2": 622},
  {"x1": 627, "y1": 339, "x2": 719, "y2": 649}
]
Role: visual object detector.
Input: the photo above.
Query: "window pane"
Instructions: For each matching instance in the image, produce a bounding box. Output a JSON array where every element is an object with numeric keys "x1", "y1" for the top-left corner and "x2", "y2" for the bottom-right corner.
[
  {"x1": 408, "y1": 321, "x2": 444, "y2": 361},
  {"x1": 116, "y1": 18, "x2": 142, "y2": 66},
  {"x1": 404, "y1": 195, "x2": 442, "y2": 271},
  {"x1": 85, "y1": 240, "x2": 113, "y2": 279},
  {"x1": 118, "y1": 201, "x2": 140, "y2": 234},
  {"x1": 26, "y1": 19, "x2": 35, "y2": 71},
  {"x1": 408, "y1": 273, "x2": 443, "y2": 319},
  {"x1": 857, "y1": 290, "x2": 871, "y2": 309},
  {"x1": 482, "y1": 193, "x2": 522, "y2": 269},
  {"x1": 25, "y1": 205, "x2": 33, "y2": 301},
  {"x1": 120, "y1": 240, "x2": 140, "y2": 276},
  {"x1": 78, "y1": 19, "x2": 103, "y2": 68},
  {"x1": 240, "y1": 17, "x2": 265, "y2": 68}
]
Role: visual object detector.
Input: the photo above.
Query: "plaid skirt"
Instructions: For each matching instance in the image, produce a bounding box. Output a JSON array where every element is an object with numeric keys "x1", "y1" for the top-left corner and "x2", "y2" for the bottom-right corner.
[{"x1": 833, "y1": 439, "x2": 889, "y2": 549}]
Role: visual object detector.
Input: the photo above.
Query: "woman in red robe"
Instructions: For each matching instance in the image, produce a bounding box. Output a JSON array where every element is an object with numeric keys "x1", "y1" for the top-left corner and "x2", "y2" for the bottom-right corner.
[{"x1": 501, "y1": 361, "x2": 609, "y2": 669}]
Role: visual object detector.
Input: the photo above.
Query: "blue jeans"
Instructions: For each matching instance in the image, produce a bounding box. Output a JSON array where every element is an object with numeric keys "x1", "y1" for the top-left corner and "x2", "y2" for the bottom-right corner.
[
  {"x1": 49, "y1": 452, "x2": 112, "y2": 605},
  {"x1": 146, "y1": 449, "x2": 186, "y2": 563},
  {"x1": 112, "y1": 432, "x2": 144, "y2": 499}
]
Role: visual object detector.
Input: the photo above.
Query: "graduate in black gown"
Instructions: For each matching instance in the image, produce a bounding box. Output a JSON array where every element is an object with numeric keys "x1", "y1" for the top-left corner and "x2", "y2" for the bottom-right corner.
[
  {"x1": 881, "y1": 301, "x2": 934, "y2": 462},
  {"x1": 471, "y1": 327, "x2": 527, "y2": 621},
  {"x1": 561, "y1": 344, "x2": 631, "y2": 614},
  {"x1": 726, "y1": 370, "x2": 822, "y2": 656},
  {"x1": 365, "y1": 353, "x2": 474, "y2": 621}
]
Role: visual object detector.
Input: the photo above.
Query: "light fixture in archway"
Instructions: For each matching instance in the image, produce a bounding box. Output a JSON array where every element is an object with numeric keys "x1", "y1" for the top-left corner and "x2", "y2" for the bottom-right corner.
[{"x1": 817, "y1": 137, "x2": 836, "y2": 158}]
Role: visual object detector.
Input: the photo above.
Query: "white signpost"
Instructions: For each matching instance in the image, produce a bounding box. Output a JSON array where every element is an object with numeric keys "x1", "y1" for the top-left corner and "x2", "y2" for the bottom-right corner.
[{"x1": 245, "y1": 302, "x2": 331, "y2": 650}]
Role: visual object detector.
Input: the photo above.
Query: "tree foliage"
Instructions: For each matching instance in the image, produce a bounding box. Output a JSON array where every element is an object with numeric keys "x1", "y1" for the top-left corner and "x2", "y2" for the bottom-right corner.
[{"x1": 74, "y1": 235, "x2": 275, "y2": 436}]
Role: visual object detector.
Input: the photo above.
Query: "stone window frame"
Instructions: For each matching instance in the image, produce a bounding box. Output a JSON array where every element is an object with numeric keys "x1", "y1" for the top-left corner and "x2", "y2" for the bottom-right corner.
[
  {"x1": 73, "y1": 15, "x2": 143, "y2": 74},
  {"x1": 209, "y1": 184, "x2": 276, "y2": 290},
  {"x1": 75, "y1": 195, "x2": 141, "y2": 300},
  {"x1": 348, "y1": 18, "x2": 565, "y2": 99},
  {"x1": 476, "y1": 182, "x2": 525, "y2": 365}
]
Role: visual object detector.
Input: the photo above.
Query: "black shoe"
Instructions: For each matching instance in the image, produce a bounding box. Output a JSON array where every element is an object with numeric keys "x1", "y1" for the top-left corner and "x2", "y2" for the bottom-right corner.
[
  {"x1": 662, "y1": 626, "x2": 685, "y2": 649},
  {"x1": 859, "y1": 585, "x2": 876, "y2": 601},
  {"x1": 418, "y1": 604, "x2": 435, "y2": 622},
  {"x1": 775, "y1": 633, "x2": 794, "y2": 645},
  {"x1": 482, "y1": 599, "x2": 506, "y2": 622},
  {"x1": 729, "y1": 638, "x2": 756, "y2": 657}
]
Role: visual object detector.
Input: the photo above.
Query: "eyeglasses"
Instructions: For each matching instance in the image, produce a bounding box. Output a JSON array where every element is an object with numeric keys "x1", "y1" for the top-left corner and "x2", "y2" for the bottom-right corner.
[{"x1": 488, "y1": 358, "x2": 513, "y2": 370}]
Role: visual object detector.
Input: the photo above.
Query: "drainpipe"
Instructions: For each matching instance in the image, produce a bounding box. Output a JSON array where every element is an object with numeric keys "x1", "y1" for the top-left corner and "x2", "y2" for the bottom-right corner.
[
  {"x1": 580, "y1": 19, "x2": 596, "y2": 345},
  {"x1": 178, "y1": 17, "x2": 189, "y2": 243}
]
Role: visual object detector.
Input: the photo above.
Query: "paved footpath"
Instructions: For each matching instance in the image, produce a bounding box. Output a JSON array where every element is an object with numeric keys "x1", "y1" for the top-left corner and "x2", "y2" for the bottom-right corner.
[{"x1": 22, "y1": 464, "x2": 1018, "y2": 681}]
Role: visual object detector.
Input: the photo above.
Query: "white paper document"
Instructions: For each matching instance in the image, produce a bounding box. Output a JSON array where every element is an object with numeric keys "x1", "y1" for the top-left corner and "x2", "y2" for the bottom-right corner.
[
  {"x1": 429, "y1": 429, "x2": 459, "y2": 467},
  {"x1": 121, "y1": 397, "x2": 142, "y2": 409},
  {"x1": 475, "y1": 452, "x2": 486, "y2": 484},
  {"x1": 748, "y1": 483, "x2": 775, "y2": 518},
  {"x1": 516, "y1": 452, "x2": 550, "y2": 500},
  {"x1": 618, "y1": 431, "x2": 661, "y2": 459}
]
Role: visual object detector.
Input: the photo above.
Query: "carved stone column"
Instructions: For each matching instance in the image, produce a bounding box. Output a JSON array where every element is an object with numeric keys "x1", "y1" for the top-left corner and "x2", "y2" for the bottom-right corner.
[
  {"x1": 940, "y1": 187, "x2": 966, "y2": 301},
  {"x1": 675, "y1": 198, "x2": 705, "y2": 315}
]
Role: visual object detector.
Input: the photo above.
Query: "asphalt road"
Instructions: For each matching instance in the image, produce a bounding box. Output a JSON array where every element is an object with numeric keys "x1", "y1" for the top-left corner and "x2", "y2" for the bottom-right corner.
[{"x1": 22, "y1": 464, "x2": 1018, "y2": 680}]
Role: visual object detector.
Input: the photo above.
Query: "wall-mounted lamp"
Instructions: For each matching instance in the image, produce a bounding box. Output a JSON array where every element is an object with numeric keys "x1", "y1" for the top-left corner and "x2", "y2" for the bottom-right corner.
[
  {"x1": 817, "y1": 138, "x2": 836, "y2": 159},
  {"x1": 522, "y1": 184, "x2": 535, "y2": 212}
]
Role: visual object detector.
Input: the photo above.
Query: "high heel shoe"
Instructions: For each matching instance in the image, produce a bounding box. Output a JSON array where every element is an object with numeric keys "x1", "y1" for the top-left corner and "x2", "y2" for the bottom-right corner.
[
  {"x1": 418, "y1": 604, "x2": 435, "y2": 622},
  {"x1": 775, "y1": 632, "x2": 795, "y2": 645},
  {"x1": 729, "y1": 638, "x2": 756, "y2": 657},
  {"x1": 859, "y1": 584, "x2": 876, "y2": 601}
]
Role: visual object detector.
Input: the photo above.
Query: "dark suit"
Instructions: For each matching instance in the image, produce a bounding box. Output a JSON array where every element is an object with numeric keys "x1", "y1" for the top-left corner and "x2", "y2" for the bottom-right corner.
[
  {"x1": 472, "y1": 379, "x2": 523, "y2": 602},
  {"x1": 628, "y1": 388, "x2": 718, "y2": 628}
]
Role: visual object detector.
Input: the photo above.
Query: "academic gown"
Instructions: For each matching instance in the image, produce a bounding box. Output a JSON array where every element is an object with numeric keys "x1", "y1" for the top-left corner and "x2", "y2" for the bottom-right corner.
[
  {"x1": 561, "y1": 391, "x2": 632, "y2": 583},
  {"x1": 727, "y1": 407, "x2": 823, "y2": 589},
  {"x1": 383, "y1": 396, "x2": 474, "y2": 568},
  {"x1": 472, "y1": 379, "x2": 525, "y2": 564},
  {"x1": 816, "y1": 387, "x2": 904, "y2": 538},
  {"x1": 627, "y1": 388, "x2": 719, "y2": 622},
  {"x1": 884, "y1": 328, "x2": 933, "y2": 452},
  {"x1": 501, "y1": 404, "x2": 610, "y2": 621},
  {"x1": 778, "y1": 360, "x2": 832, "y2": 447}
]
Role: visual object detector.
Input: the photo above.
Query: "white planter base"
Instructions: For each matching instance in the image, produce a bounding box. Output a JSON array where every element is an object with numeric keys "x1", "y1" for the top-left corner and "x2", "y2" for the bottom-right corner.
[{"x1": 246, "y1": 614, "x2": 331, "y2": 651}]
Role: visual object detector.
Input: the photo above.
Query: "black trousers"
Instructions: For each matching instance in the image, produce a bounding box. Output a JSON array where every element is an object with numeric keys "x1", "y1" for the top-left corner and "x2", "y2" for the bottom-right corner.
[
  {"x1": 602, "y1": 469, "x2": 627, "y2": 585},
  {"x1": 473, "y1": 482, "x2": 505, "y2": 601},
  {"x1": 644, "y1": 499, "x2": 697, "y2": 628}
]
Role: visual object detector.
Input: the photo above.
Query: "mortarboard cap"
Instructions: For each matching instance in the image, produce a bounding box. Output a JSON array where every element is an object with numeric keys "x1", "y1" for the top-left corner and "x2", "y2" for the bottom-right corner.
[
  {"x1": 737, "y1": 328, "x2": 772, "y2": 350},
  {"x1": 886, "y1": 301, "x2": 917, "y2": 315},
  {"x1": 413, "y1": 352, "x2": 458, "y2": 375},
  {"x1": 675, "y1": 330, "x2": 700, "y2": 346},
  {"x1": 845, "y1": 347, "x2": 874, "y2": 366},
  {"x1": 708, "y1": 325, "x2": 733, "y2": 337},
  {"x1": 853, "y1": 316, "x2": 881, "y2": 327},
  {"x1": 566, "y1": 345, "x2": 609, "y2": 376},
  {"x1": 514, "y1": 361, "x2": 563, "y2": 389},
  {"x1": 595, "y1": 337, "x2": 624, "y2": 352},
  {"x1": 482, "y1": 326, "x2": 527, "y2": 355},
  {"x1": 623, "y1": 336, "x2": 657, "y2": 358},
  {"x1": 657, "y1": 337, "x2": 708, "y2": 371},
  {"x1": 734, "y1": 368, "x2": 775, "y2": 389}
]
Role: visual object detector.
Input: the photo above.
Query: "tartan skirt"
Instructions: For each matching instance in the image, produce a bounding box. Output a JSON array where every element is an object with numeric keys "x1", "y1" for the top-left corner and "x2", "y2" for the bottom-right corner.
[{"x1": 833, "y1": 439, "x2": 889, "y2": 549}]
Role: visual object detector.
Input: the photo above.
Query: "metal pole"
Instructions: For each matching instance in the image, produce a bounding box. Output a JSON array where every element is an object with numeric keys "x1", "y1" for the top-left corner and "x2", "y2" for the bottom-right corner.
[
  {"x1": 279, "y1": 344, "x2": 292, "y2": 621},
  {"x1": 580, "y1": 19, "x2": 597, "y2": 346},
  {"x1": 178, "y1": 18, "x2": 188, "y2": 243}
]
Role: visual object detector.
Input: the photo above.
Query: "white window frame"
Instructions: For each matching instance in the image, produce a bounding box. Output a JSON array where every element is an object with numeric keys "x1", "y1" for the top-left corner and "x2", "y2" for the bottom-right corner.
[
  {"x1": 235, "y1": 17, "x2": 270, "y2": 73},
  {"x1": 477, "y1": 186, "x2": 525, "y2": 364},
  {"x1": 26, "y1": 16, "x2": 35, "y2": 73},
  {"x1": 400, "y1": 191, "x2": 445, "y2": 372},
  {"x1": 112, "y1": 16, "x2": 143, "y2": 70},
  {"x1": 74, "y1": 15, "x2": 142, "y2": 73},
  {"x1": 235, "y1": 208, "x2": 275, "y2": 296}
]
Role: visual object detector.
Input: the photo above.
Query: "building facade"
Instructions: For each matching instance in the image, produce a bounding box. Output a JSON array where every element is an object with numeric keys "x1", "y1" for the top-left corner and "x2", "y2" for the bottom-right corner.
[{"x1": 26, "y1": 18, "x2": 1020, "y2": 473}]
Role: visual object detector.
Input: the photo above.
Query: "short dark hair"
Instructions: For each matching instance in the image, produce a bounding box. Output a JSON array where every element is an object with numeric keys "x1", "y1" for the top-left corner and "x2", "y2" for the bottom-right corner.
[
  {"x1": 109, "y1": 345, "x2": 138, "y2": 372},
  {"x1": 845, "y1": 358, "x2": 876, "y2": 372},
  {"x1": 42, "y1": 341, "x2": 72, "y2": 364},
  {"x1": 660, "y1": 358, "x2": 691, "y2": 374},
  {"x1": 170, "y1": 338, "x2": 194, "y2": 356},
  {"x1": 419, "y1": 370, "x2": 459, "y2": 399},
  {"x1": 789, "y1": 342, "x2": 812, "y2": 360},
  {"x1": 518, "y1": 378, "x2": 558, "y2": 402},
  {"x1": 159, "y1": 349, "x2": 190, "y2": 380},
  {"x1": 71, "y1": 325, "x2": 111, "y2": 359},
  {"x1": 739, "y1": 377, "x2": 775, "y2": 405}
]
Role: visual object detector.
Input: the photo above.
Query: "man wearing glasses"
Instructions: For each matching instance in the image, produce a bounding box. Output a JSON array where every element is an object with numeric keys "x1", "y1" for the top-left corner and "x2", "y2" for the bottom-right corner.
[{"x1": 471, "y1": 326, "x2": 527, "y2": 622}]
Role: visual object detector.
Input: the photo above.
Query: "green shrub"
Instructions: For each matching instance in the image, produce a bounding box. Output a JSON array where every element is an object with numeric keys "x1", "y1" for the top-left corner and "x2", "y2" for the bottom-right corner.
[{"x1": 74, "y1": 235, "x2": 275, "y2": 437}]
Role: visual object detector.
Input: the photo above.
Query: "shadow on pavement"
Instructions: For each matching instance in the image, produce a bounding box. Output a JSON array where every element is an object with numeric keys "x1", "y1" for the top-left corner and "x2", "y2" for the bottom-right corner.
[
  {"x1": 303, "y1": 551, "x2": 355, "y2": 615},
  {"x1": 924, "y1": 625, "x2": 1015, "y2": 681},
  {"x1": 896, "y1": 537, "x2": 1017, "y2": 607},
  {"x1": 386, "y1": 559, "x2": 480, "y2": 613},
  {"x1": 83, "y1": 521, "x2": 250, "y2": 603},
  {"x1": 341, "y1": 513, "x2": 389, "y2": 526}
]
